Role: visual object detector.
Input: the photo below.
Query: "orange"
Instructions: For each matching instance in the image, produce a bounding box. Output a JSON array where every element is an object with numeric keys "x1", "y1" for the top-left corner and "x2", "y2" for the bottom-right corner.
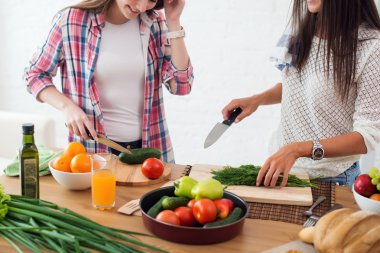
[
  {"x1": 370, "y1": 193, "x2": 380, "y2": 201},
  {"x1": 64, "y1": 142, "x2": 86, "y2": 158},
  {"x1": 70, "y1": 153, "x2": 91, "y2": 173},
  {"x1": 52, "y1": 154, "x2": 72, "y2": 172}
]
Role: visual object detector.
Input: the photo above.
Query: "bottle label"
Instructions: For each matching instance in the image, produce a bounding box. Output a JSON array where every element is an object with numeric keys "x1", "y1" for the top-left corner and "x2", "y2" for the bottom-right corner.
[{"x1": 21, "y1": 158, "x2": 38, "y2": 198}]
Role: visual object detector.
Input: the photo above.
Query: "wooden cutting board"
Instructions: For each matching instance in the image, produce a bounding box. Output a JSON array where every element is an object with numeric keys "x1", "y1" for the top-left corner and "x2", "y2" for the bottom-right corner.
[
  {"x1": 189, "y1": 164, "x2": 313, "y2": 206},
  {"x1": 115, "y1": 160, "x2": 172, "y2": 186}
]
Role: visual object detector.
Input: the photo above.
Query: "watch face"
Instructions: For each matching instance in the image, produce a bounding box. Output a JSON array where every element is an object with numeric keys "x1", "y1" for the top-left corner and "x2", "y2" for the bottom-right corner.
[{"x1": 313, "y1": 148, "x2": 324, "y2": 160}]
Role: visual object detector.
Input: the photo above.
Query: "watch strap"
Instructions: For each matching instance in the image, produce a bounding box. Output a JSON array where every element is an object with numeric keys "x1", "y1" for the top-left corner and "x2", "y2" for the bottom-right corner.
[
  {"x1": 312, "y1": 140, "x2": 322, "y2": 149},
  {"x1": 166, "y1": 26, "x2": 185, "y2": 39}
]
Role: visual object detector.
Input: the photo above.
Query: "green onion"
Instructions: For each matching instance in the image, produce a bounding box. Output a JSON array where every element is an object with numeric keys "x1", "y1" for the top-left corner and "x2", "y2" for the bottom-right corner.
[{"x1": 0, "y1": 184, "x2": 167, "y2": 253}]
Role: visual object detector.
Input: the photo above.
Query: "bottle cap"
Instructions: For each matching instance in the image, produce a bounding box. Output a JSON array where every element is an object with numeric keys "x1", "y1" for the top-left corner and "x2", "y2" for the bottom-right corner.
[{"x1": 22, "y1": 123, "x2": 34, "y2": 135}]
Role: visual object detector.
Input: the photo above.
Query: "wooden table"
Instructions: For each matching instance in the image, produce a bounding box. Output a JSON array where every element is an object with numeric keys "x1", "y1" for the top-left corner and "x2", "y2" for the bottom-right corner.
[{"x1": 0, "y1": 173, "x2": 359, "y2": 253}]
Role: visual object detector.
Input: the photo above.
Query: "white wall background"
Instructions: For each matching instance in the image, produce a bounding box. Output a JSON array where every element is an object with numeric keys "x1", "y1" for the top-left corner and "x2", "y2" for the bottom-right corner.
[{"x1": 0, "y1": 0, "x2": 379, "y2": 169}]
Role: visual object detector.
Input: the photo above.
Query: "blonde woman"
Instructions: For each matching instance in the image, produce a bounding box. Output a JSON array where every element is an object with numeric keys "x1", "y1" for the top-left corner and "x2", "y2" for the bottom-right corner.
[{"x1": 24, "y1": 0, "x2": 193, "y2": 162}]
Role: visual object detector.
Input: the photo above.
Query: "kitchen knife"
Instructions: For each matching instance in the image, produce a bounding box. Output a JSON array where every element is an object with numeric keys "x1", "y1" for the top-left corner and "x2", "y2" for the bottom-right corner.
[
  {"x1": 85, "y1": 127, "x2": 132, "y2": 155},
  {"x1": 204, "y1": 107, "x2": 243, "y2": 148},
  {"x1": 96, "y1": 137, "x2": 133, "y2": 155}
]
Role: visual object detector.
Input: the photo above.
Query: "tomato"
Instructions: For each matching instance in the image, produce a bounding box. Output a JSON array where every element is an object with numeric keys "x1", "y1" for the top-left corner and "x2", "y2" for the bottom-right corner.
[
  {"x1": 174, "y1": 206, "x2": 196, "y2": 226},
  {"x1": 156, "y1": 210, "x2": 180, "y2": 226},
  {"x1": 214, "y1": 198, "x2": 234, "y2": 219},
  {"x1": 192, "y1": 199, "x2": 217, "y2": 225},
  {"x1": 141, "y1": 158, "x2": 164, "y2": 179},
  {"x1": 187, "y1": 199, "x2": 196, "y2": 209}
]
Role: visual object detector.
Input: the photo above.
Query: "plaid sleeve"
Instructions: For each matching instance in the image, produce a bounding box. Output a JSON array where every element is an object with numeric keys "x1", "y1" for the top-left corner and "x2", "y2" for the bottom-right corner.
[{"x1": 24, "y1": 12, "x2": 64, "y2": 101}]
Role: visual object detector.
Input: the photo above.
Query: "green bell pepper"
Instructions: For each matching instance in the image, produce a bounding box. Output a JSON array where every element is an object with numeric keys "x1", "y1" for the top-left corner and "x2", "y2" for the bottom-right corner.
[
  {"x1": 174, "y1": 176, "x2": 198, "y2": 199},
  {"x1": 191, "y1": 178, "x2": 224, "y2": 200}
]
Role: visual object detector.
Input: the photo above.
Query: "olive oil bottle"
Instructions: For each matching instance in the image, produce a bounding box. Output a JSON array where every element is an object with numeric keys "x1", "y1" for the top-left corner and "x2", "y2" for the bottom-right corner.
[{"x1": 19, "y1": 123, "x2": 39, "y2": 198}]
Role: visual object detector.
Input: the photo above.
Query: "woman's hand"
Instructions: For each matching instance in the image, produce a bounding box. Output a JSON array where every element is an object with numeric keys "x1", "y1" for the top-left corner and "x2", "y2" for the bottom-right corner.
[
  {"x1": 37, "y1": 86, "x2": 97, "y2": 140},
  {"x1": 222, "y1": 95, "x2": 261, "y2": 123},
  {"x1": 62, "y1": 103, "x2": 97, "y2": 140},
  {"x1": 164, "y1": 0, "x2": 185, "y2": 24},
  {"x1": 256, "y1": 143, "x2": 301, "y2": 187}
]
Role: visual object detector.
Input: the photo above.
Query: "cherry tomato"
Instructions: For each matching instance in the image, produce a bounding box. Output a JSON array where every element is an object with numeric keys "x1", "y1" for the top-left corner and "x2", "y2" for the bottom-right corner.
[
  {"x1": 141, "y1": 158, "x2": 164, "y2": 179},
  {"x1": 192, "y1": 199, "x2": 217, "y2": 225},
  {"x1": 156, "y1": 210, "x2": 180, "y2": 226},
  {"x1": 214, "y1": 198, "x2": 234, "y2": 219},
  {"x1": 187, "y1": 199, "x2": 196, "y2": 209},
  {"x1": 174, "y1": 206, "x2": 196, "y2": 227}
]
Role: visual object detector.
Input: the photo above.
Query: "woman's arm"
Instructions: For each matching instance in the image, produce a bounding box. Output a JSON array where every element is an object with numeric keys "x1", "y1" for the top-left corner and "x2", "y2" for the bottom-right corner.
[
  {"x1": 166, "y1": 24, "x2": 189, "y2": 70},
  {"x1": 222, "y1": 82, "x2": 282, "y2": 122},
  {"x1": 256, "y1": 132, "x2": 367, "y2": 188},
  {"x1": 162, "y1": 0, "x2": 193, "y2": 94},
  {"x1": 24, "y1": 11, "x2": 96, "y2": 140},
  {"x1": 24, "y1": 13, "x2": 63, "y2": 100}
]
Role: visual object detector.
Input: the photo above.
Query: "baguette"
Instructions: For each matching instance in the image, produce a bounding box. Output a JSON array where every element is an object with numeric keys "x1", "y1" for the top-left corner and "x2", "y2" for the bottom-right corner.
[{"x1": 299, "y1": 208, "x2": 380, "y2": 253}]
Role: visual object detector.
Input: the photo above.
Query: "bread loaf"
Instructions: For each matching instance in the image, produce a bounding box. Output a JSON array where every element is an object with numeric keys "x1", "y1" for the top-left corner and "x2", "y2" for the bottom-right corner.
[{"x1": 299, "y1": 208, "x2": 380, "y2": 253}]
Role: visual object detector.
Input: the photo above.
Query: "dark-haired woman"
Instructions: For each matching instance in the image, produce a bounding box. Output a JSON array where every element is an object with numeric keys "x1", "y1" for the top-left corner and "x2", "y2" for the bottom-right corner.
[
  {"x1": 24, "y1": 0, "x2": 193, "y2": 162},
  {"x1": 222, "y1": 0, "x2": 380, "y2": 186}
]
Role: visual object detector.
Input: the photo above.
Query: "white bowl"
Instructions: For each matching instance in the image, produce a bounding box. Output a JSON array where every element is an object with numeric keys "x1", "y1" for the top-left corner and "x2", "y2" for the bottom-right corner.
[
  {"x1": 352, "y1": 186, "x2": 380, "y2": 214},
  {"x1": 49, "y1": 160, "x2": 91, "y2": 190}
]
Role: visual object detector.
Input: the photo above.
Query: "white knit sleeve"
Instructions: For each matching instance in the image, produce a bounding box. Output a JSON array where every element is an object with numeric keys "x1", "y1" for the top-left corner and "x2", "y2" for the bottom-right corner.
[{"x1": 353, "y1": 39, "x2": 380, "y2": 152}]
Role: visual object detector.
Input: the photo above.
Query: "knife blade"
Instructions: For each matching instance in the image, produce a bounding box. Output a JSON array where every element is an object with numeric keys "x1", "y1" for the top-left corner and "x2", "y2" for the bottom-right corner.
[
  {"x1": 84, "y1": 127, "x2": 132, "y2": 154},
  {"x1": 96, "y1": 137, "x2": 132, "y2": 155},
  {"x1": 204, "y1": 107, "x2": 243, "y2": 148}
]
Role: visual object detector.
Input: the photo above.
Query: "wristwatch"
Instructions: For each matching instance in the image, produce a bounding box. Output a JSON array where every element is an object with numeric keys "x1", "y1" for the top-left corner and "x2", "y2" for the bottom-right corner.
[
  {"x1": 311, "y1": 140, "x2": 324, "y2": 160},
  {"x1": 166, "y1": 26, "x2": 185, "y2": 40}
]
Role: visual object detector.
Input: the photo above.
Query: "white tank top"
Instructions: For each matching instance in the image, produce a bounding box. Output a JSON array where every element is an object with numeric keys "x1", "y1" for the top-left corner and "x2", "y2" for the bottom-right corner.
[{"x1": 95, "y1": 18, "x2": 145, "y2": 142}]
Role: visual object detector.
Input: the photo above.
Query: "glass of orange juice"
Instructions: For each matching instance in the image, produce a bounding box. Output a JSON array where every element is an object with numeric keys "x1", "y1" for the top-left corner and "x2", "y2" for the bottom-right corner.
[{"x1": 91, "y1": 153, "x2": 117, "y2": 210}]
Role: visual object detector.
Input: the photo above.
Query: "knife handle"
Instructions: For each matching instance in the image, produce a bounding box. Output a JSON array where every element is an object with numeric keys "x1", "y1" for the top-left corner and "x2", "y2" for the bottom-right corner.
[
  {"x1": 222, "y1": 107, "x2": 243, "y2": 126},
  {"x1": 85, "y1": 127, "x2": 94, "y2": 140}
]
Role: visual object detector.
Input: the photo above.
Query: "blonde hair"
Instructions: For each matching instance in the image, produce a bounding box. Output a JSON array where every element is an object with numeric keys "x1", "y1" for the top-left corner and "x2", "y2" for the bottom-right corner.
[
  {"x1": 70, "y1": 0, "x2": 113, "y2": 13},
  {"x1": 70, "y1": 0, "x2": 164, "y2": 13}
]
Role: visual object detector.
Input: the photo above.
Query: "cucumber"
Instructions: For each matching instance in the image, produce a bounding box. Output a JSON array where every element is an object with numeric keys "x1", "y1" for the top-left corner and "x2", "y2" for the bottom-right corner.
[
  {"x1": 203, "y1": 207, "x2": 244, "y2": 228},
  {"x1": 118, "y1": 148, "x2": 161, "y2": 164},
  {"x1": 147, "y1": 196, "x2": 169, "y2": 218},
  {"x1": 161, "y1": 197, "x2": 189, "y2": 210}
]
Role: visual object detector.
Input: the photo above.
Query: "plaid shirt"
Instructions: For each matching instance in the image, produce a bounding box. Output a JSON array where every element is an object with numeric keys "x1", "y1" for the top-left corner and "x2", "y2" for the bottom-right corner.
[{"x1": 24, "y1": 8, "x2": 194, "y2": 163}]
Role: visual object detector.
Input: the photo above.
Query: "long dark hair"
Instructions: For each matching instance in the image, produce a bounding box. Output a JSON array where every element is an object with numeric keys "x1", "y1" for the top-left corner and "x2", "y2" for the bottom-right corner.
[
  {"x1": 71, "y1": 0, "x2": 164, "y2": 13},
  {"x1": 290, "y1": 0, "x2": 380, "y2": 101}
]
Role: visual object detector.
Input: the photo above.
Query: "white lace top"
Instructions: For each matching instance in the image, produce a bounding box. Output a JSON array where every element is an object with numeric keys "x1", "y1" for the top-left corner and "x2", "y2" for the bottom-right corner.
[{"x1": 270, "y1": 24, "x2": 380, "y2": 178}]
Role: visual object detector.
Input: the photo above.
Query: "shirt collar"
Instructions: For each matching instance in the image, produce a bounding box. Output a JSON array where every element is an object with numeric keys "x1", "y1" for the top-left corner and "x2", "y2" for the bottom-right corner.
[{"x1": 90, "y1": 9, "x2": 158, "y2": 28}]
